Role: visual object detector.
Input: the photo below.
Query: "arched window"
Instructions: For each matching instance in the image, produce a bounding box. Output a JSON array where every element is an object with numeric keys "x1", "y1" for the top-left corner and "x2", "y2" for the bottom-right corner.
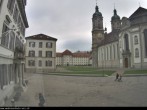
[
  {"x1": 110, "y1": 45, "x2": 112, "y2": 60},
  {"x1": 135, "y1": 48, "x2": 139, "y2": 58},
  {"x1": 144, "y1": 29, "x2": 147, "y2": 57},
  {"x1": 134, "y1": 36, "x2": 138, "y2": 45},
  {"x1": 124, "y1": 34, "x2": 129, "y2": 51},
  {"x1": 107, "y1": 47, "x2": 108, "y2": 60},
  {"x1": 113, "y1": 45, "x2": 115, "y2": 60}
]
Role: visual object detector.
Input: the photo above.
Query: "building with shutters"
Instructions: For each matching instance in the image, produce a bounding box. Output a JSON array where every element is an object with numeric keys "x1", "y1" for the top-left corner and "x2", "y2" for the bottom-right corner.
[{"x1": 25, "y1": 34, "x2": 57, "y2": 73}]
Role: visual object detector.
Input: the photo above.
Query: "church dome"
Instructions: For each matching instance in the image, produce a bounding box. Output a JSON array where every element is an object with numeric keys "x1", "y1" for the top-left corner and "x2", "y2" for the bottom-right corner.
[
  {"x1": 93, "y1": 5, "x2": 102, "y2": 18},
  {"x1": 111, "y1": 9, "x2": 120, "y2": 21}
]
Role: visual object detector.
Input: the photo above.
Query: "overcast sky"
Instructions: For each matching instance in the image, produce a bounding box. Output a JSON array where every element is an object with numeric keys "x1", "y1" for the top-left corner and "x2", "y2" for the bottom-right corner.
[{"x1": 25, "y1": 0, "x2": 147, "y2": 52}]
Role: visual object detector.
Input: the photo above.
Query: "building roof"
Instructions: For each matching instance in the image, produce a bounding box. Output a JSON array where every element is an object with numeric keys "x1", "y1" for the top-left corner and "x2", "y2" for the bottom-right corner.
[
  {"x1": 56, "y1": 50, "x2": 91, "y2": 58},
  {"x1": 111, "y1": 9, "x2": 120, "y2": 21},
  {"x1": 73, "y1": 53, "x2": 91, "y2": 58},
  {"x1": 129, "y1": 7, "x2": 147, "y2": 19},
  {"x1": 25, "y1": 34, "x2": 58, "y2": 41},
  {"x1": 62, "y1": 50, "x2": 72, "y2": 55},
  {"x1": 93, "y1": 5, "x2": 102, "y2": 18},
  {"x1": 97, "y1": 29, "x2": 120, "y2": 47}
]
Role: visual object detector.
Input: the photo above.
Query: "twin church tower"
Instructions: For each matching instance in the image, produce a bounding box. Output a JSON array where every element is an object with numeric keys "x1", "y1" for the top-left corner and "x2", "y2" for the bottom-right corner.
[{"x1": 92, "y1": 4, "x2": 121, "y2": 67}]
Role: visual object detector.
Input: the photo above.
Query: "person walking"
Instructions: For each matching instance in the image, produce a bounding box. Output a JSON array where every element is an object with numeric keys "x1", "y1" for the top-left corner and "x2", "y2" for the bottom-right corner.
[
  {"x1": 11, "y1": 98, "x2": 15, "y2": 107},
  {"x1": 118, "y1": 74, "x2": 122, "y2": 82},
  {"x1": 115, "y1": 73, "x2": 119, "y2": 81},
  {"x1": 38, "y1": 93, "x2": 45, "y2": 107}
]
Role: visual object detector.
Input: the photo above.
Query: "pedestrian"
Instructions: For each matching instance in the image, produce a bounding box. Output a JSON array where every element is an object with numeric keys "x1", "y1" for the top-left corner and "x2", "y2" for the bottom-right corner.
[
  {"x1": 11, "y1": 98, "x2": 15, "y2": 107},
  {"x1": 115, "y1": 73, "x2": 119, "y2": 81},
  {"x1": 118, "y1": 74, "x2": 122, "y2": 82},
  {"x1": 38, "y1": 93, "x2": 45, "y2": 107}
]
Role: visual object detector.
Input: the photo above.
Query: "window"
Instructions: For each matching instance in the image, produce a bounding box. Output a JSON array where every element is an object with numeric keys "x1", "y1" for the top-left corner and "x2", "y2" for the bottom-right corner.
[
  {"x1": 135, "y1": 48, "x2": 139, "y2": 58},
  {"x1": 124, "y1": 34, "x2": 129, "y2": 51},
  {"x1": 110, "y1": 46, "x2": 112, "y2": 60},
  {"x1": 29, "y1": 42, "x2": 35, "y2": 47},
  {"x1": 144, "y1": 29, "x2": 147, "y2": 57},
  {"x1": 13, "y1": 5, "x2": 19, "y2": 23},
  {"x1": 15, "y1": 36, "x2": 23, "y2": 51},
  {"x1": 113, "y1": 45, "x2": 115, "y2": 60},
  {"x1": 9, "y1": 31, "x2": 15, "y2": 50},
  {"x1": 38, "y1": 51, "x2": 42, "y2": 57},
  {"x1": 17, "y1": 15, "x2": 25, "y2": 36},
  {"x1": 38, "y1": 60, "x2": 42, "y2": 67},
  {"x1": 7, "y1": 0, "x2": 15, "y2": 14},
  {"x1": 28, "y1": 60, "x2": 35, "y2": 66},
  {"x1": 46, "y1": 60, "x2": 52, "y2": 67},
  {"x1": 46, "y1": 42, "x2": 52, "y2": 48},
  {"x1": 134, "y1": 36, "x2": 138, "y2": 45},
  {"x1": 1, "y1": 23, "x2": 9, "y2": 48},
  {"x1": 46, "y1": 51, "x2": 52, "y2": 57},
  {"x1": 29, "y1": 51, "x2": 35, "y2": 57},
  {"x1": 39, "y1": 42, "x2": 42, "y2": 48}
]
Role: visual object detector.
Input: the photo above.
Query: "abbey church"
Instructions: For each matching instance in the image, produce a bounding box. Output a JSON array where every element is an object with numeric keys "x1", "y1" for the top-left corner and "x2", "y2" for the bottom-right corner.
[{"x1": 92, "y1": 4, "x2": 147, "y2": 69}]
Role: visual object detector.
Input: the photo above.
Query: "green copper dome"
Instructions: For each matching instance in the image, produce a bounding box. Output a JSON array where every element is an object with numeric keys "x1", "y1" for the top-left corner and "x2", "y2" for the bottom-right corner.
[
  {"x1": 111, "y1": 9, "x2": 120, "y2": 20},
  {"x1": 93, "y1": 5, "x2": 102, "y2": 18}
]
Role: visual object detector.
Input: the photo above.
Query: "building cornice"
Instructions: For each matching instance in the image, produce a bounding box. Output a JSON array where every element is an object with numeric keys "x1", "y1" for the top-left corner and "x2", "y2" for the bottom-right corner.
[{"x1": 17, "y1": 0, "x2": 29, "y2": 28}]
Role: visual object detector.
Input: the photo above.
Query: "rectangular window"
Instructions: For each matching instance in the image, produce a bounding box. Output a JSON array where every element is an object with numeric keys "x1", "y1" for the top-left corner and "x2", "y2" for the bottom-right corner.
[
  {"x1": 7, "y1": 0, "x2": 15, "y2": 14},
  {"x1": 46, "y1": 60, "x2": 52, "y2": 67},
  {"x1": 46, "y1": 51, "x2": 52, "y2": 57},
  {"x1": 28, "y1": 60, "x2": 35, "y2": 66},
  {"x1": 29, "y1": 51, "x2": 35, "y2": 57},
  {"x1": 46, "y1": 42, "x2": 52, "y2": 48},
  {"x1": 38, "y1": 51, "x2": 42, "y2": 57},
  {"x1": 29, "y1": 42, "x2": 35, "y2": 47},
  {"x1": 39, "y1": 42, "x2": 42, "y2": 48},
  {"x1": 38, "y1": 60, "x2": 42, "y2": 67},
  {"x1": 9, "y1": 31, "x2": 15, "y2": 50},
  {"x1": 1, "y1": 23, "x2": 9, "y2": 48}
]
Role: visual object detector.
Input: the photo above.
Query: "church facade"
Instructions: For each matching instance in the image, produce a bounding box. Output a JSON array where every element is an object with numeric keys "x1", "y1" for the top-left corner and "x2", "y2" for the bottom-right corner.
[{"x1": 92, "y1": 5, "x2": 147, "y2": 69}]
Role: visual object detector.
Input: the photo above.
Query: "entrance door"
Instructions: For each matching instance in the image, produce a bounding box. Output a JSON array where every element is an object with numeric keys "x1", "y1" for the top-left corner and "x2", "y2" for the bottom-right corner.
[{"x1": 124, "y1": 58, "x2": 128, "y2": 68}]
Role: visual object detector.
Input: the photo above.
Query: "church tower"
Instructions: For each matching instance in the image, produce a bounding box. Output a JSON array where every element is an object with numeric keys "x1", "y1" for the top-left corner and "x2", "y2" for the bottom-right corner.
[
  {"x1": 92, "y1": 4, "x2": 104, "y2": 68},
  {"x1": 111, "y1": 8, "x2": 121, "y2": 31}
]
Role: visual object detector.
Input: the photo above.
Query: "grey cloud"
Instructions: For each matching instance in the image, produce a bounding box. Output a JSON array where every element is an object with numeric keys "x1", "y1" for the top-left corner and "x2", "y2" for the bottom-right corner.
[
  {"x1": 60, "y1": 38, "x2": 91, "y2": 52},
  {"x1": 26, "y1": 0, "x2": 147, "y2": 52}
]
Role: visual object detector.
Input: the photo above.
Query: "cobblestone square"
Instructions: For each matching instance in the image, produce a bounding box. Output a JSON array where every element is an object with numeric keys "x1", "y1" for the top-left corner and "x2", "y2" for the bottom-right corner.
[{"x1": 5, "y1": 73, "x2": 147, "y2": 107}]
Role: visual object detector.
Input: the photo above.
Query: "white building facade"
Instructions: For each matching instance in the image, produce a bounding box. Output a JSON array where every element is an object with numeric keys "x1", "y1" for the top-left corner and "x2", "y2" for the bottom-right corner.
[
  {"x1": 56, "y1": 50, "x2": 92, "y2": 66},
  {"x1": 0, "y1": 0, "x2": 28, "y2": 106},
  {"x1": 25, "y1": 34, "x2": 57, "y2": 73},
  {"x1": 92, "y1": 4, "x2": 147, "y2": 69}
]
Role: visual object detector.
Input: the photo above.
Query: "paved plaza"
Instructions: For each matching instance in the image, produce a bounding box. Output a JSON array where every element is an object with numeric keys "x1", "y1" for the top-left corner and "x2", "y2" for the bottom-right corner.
[{"x1": 4, "y1": 73, "x2": 147, "y2": 107}]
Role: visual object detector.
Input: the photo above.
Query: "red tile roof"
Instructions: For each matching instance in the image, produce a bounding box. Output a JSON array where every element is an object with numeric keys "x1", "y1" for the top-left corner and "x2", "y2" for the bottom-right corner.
[
  {"x1": 56, "y1": 50, "x2": 91, "y2": 58},
  {"x1": 62, "y1": 49, "x2": 72, "y2": 55}
]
